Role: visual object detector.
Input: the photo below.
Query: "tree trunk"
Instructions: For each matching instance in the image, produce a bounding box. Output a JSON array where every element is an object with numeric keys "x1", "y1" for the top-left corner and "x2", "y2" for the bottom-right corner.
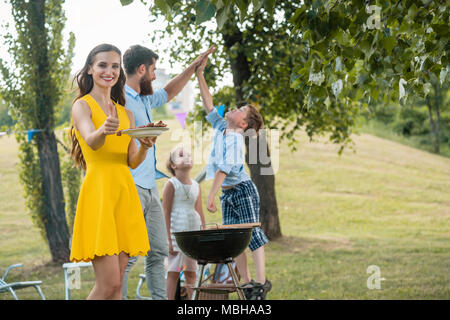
[
  {"x1": 221, "y1": 19, "x2": 282, "y2": 240},
  {"x1": 435, "y1": 104, "x2": 440, "y2": 154},
  {"x1": 223, "y1": 34, "x2": 250, "y2": 104},
  {"x1": 37, "y1": 132, "x2": 71, "y2": 262},
  {"x1": 31, "y1": 0, "x2": 70, "y2": 262},
  {"x1": 426, "y1": 96, "x2": 438, "y2": 154},
  {"x1": 244, "y1": 133, "x2": 282, "y2": 240},
  {"x1": 433, "y1": 83, "x2": 441, "y2": 154}
]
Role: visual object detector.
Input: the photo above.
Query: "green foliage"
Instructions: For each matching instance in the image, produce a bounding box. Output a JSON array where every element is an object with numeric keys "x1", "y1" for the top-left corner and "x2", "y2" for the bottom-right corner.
[
  {"x1": 363, "y1": 86, "x2": 450, "y2": 154},
  {"x1": 287, "y1": 0, "x2": 449, "y2": 107},
  {"x1": 123, "y1": 0, "x2": 449, "y2": 152},
  {"x1": 365, "y1": 103, "x2": 397, "y2": 124},
  {"x1": 120, "y1": 0, "x2": 134, "y2": 5},
  {"x1": 0, "y1": 0, "x2": 75, "y2": 129},
  {"x1": 143, "y1": 1, "x2": 360, "y2": 153},
  {"x1": 58, "y1": 127, "x2": 82, "y2": 234},
  {"x1": 393, "y1": 106, "x2": 430, "y2": 137},
  {"x1": 0, "y1": 0, "x2": 75, "y2": 243},
  {"x1": 0, "y1": 98, "x2": 16, "y2": 128},
  {"x1": 54, "y1": 81, "x2": 77, "y2": 127},
  {"x1": 15, "y1": 133, "x2": 47, "y2": 242},
  {"x1": 195, "y1": 0, "x2": 217, "y2": 24}
]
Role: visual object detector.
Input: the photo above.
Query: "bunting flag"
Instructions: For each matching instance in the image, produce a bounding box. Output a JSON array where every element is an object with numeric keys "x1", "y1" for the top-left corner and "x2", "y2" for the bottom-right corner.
[
  {"x1": 215, "y1": 104, "x2": 226, "y2": 117},
  {"x1": 175, "y1": 112, "x2": 188, "y2": 129},
  {"x1": 27, "y1": 129, "x2": 42, "y2": 142},
  {"x1": 0, "y1": 129, "x2": 43, "y2": 141}
]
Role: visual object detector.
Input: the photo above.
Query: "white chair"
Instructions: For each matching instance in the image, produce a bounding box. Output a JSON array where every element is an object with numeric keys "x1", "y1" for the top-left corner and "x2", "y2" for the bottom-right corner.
[
  {"x1": 0, "y1": 263, "x2": 45, "y2": 300},
  {"x1": 62, "y1": 261, "x2": 92, "y2": 300}
]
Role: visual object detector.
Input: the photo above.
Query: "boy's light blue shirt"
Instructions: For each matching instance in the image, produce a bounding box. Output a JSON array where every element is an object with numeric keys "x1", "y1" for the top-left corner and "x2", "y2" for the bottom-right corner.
[
  {"x1": 125, "y1": 84, "x2": 169, "y2": 189},
  {"x1": 205, "y1": 108, "x2": 251, "y2": 187}
]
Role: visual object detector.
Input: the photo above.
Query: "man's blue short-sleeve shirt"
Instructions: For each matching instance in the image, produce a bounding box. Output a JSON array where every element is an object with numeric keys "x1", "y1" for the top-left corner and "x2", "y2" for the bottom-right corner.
[{"x1": 125, "y1": 84, "x2": 168, "y2": 189}]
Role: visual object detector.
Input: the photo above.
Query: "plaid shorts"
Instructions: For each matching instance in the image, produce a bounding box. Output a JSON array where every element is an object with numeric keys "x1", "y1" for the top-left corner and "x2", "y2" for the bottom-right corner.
[{"x1": 220, "y1": 180, "x2": 269, "y2": 251}]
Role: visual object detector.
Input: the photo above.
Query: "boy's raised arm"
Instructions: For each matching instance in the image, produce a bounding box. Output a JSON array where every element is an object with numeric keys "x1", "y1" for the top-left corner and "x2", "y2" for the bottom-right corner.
[{"x1": 195, "y1": 50, "x2": 215, "y2": 114}]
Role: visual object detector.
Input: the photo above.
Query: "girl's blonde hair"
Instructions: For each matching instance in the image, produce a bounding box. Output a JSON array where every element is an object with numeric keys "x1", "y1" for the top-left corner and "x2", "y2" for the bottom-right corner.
[{"x1": 166, "y1": 146, "x2": 188, "y2": 176}]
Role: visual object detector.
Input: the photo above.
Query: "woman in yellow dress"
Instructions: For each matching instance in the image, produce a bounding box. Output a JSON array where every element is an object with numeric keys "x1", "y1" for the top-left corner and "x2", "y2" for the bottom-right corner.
[{"x1": 69, "y1": 44, "x2": 153, "y2": 300}]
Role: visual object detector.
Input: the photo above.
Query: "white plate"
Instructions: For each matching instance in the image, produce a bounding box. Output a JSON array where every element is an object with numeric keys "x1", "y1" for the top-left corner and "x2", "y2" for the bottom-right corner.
[{"x1": 120, "y1": 127, "x2": 169, "y2": 138}]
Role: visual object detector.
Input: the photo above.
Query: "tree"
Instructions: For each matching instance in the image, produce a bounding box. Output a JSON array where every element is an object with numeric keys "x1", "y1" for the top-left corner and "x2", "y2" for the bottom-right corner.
[
  {"x1": 424, "y1": 74, "x2": 448, "y2": 154},
  {"x1": 0, "y1": 95, "x2": 16, "y2": 129},
  {"x1": 149, "y1": 2, "x2": 315, "y2": 240},
  {"x1": 131, "y1": 0, "x2": 449, "y2": 145},
  {"x1": 122, "y1": 0, "x2": 449, "y2": 238},
  {"x1": 120, "y1": 0, "x2": 356, "y2": 240},
  {"x1": 0, "y1": 0, "x2": 75, "y2": 262},
  {"x1": 286, "y1": 0, "x2": 449, "y2": 155}
]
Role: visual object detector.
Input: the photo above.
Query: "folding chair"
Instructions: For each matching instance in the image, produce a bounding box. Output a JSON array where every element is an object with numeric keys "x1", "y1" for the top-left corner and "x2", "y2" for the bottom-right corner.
[
  {"x1": 0, "y1": 263, "x2": 45, "y2": 300},
  {"x1": 136, "y1": 274, "x2": 152, "y2": 300},
  {"x1": 62, "y1": 261, "x2": 92, "y2": 300}
]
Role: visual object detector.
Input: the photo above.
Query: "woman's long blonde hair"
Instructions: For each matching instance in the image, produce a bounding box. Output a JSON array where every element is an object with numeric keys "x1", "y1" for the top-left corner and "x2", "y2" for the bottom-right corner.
[{"x1": 70, "y1": 44, "x2": 126, "y2": 170}]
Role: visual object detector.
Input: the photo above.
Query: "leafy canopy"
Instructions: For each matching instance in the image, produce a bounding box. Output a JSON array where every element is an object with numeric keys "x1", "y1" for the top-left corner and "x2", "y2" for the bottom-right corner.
[{"x1": 121, "y1": 0, "x2": 449, "y2": 151}]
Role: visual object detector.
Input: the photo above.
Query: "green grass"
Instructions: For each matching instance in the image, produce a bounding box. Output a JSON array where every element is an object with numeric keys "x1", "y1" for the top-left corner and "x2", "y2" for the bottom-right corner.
[
  {"x1": 0, "y1": 119, "x2": 449, "y2": 299},
  {"x1": 358, "y1": 118, "x2": 450, "y2": 158}
]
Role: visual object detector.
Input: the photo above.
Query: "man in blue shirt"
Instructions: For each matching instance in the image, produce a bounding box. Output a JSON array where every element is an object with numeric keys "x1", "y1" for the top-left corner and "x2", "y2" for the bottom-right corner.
[{"x1": 121, "y1": 45, "x2": 214, "y2": 300}]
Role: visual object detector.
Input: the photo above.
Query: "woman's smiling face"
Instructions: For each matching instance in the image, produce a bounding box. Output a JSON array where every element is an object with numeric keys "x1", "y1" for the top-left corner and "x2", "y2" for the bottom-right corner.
[{"x1": 88, "y1": 51, "x2": 121, "y2": 88}]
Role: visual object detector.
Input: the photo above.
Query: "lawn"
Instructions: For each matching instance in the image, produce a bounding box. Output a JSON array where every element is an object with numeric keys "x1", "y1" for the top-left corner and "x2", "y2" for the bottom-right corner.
[{"x1": 0, "y1": 119, "x2": 449, "y2": 300}]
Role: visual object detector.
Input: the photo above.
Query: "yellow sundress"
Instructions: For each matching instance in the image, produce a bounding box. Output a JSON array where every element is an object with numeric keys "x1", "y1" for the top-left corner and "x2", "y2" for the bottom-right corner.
[{"x1": 69, "y1": 94, "x2": 150, "y2": 262}]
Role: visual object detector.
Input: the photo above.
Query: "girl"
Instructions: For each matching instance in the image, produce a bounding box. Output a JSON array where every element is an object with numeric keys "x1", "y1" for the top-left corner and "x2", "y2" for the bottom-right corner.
[
  {"x1": 163, "y1": 146, "x2": 206, "y2": 300},
  {"x1": 69, "y1": 43, "x2": 153, "y2": 300}
]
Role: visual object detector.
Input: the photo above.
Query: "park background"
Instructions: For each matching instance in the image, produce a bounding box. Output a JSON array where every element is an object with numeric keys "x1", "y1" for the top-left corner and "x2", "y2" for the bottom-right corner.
[{"x1": 0, "y1": 0, "x2": 449, "y2": 299}]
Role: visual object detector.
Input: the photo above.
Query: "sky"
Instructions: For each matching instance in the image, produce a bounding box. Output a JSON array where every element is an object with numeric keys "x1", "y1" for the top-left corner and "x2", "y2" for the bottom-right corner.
[
  {"x1": 0, "y1": 0, "x2": 232, "y2": 84},
  {"x1": 63, "y1": 0, "x2": 176, "y2": 73}
]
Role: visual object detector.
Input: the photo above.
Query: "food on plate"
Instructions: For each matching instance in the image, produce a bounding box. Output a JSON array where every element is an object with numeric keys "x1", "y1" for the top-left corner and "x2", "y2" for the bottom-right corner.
[
  {"x1": 137, "y1": 120, "x2": 168, "y2": 128},
  {"x1": 116, "y1": 120, "x2": 167, "y2": 136}
]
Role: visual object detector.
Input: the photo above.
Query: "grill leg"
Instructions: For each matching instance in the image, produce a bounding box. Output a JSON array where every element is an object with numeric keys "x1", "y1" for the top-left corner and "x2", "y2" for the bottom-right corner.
[
  {"x1": 226, "y1": 261, "x2": 246, "y2": 300},
  {"x1": 193, "y1": 263, "x2": 205, "y2": 300}
]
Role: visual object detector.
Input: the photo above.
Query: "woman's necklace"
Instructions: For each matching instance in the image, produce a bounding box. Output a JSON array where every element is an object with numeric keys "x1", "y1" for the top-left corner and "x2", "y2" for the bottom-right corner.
[{"x1": 181, "y1": 184, "x2": 191, "y2": 200}]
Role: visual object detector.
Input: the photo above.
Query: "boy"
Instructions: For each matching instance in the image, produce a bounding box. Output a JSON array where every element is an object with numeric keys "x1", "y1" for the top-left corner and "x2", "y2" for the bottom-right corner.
[{"x1": 196, "y1": 50, "x2": 271, "y2": 300}]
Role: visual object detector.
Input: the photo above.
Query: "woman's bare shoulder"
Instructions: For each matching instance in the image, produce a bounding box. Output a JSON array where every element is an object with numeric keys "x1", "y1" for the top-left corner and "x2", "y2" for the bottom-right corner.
[{"x1": 72, "y1": 98, "x2": 91, "y2": 115}]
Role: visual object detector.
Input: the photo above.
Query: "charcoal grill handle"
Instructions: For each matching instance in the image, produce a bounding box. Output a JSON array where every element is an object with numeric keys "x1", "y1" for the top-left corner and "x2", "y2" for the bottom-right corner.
[{"x1": 201, "y1": 223, "x2": 219, "y2": 230}]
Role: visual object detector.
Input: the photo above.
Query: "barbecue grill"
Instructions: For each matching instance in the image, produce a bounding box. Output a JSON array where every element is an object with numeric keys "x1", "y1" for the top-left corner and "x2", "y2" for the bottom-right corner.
[{"x1": 173, "y1": 223, "x2": 260, "y2": 300}]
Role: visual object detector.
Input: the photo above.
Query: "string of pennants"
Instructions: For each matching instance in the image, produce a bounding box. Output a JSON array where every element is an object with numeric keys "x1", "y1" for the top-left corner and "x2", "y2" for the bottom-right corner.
[
  {"x1": 0, "y1": 129, "x2": 44, "y2": 142},
  {"x1": 174, "y1": 104, "x2": 225, "y2": 129},
  {"x1": 0, "y1": 105, "x2": 227, "y2": 141}
]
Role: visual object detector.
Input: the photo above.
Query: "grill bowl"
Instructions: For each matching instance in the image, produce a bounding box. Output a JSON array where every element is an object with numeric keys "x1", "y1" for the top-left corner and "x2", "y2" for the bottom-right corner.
[{"x1": 173, "y1": 228, "x2": 252, "y2": 264}]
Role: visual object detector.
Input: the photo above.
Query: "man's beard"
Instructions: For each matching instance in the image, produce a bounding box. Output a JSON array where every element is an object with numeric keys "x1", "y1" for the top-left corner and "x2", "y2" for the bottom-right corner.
[{"x1": 139, "y1": 75, "x2": 153, "y2": 96}]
